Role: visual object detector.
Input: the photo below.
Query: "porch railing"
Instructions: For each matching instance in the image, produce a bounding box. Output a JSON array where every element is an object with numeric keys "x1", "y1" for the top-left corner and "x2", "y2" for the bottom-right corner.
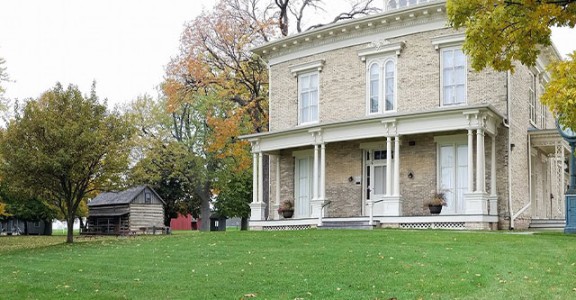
[
  {"x1": 368, "y1": 199, "x2": 384, "y2": 226},
  {"x1": 318, "y1": 200, "x2": 332, "y2": 226}
]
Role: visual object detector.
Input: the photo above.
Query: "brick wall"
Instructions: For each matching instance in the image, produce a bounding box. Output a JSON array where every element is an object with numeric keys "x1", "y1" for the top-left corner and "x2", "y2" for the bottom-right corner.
[{"x1": 269, "y1": 27, "x2": 508, "y2": 132}]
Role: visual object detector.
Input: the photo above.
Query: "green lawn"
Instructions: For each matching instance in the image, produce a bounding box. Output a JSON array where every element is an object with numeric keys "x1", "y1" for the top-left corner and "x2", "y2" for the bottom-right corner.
[{"x1": 1, "y1": 229, "x2": 575, "y2": 299}]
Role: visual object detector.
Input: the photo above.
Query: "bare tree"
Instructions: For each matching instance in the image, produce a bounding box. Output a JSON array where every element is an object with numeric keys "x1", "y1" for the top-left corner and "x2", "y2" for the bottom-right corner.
[{"x1": 274, "y1": 0, "x2": 381, "y2": 35}]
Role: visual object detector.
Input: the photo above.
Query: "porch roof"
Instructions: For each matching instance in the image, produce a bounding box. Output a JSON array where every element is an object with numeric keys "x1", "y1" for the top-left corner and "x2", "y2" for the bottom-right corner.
[
  {"x1": 528, "y1": 128, "x2": 570, "y2": 155},
  {"x1": 241, "y1": 104, "x2": 503, "y2": 153}
]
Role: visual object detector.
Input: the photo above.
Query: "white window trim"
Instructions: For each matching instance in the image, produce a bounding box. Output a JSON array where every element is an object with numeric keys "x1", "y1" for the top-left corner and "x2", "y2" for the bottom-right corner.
[
  {"x1": 439, "y1": 46, "x2": 467, "y2": 107},
  {"x1": 357, "y1": 41, "x2": 405, "y2": 61},
  {"x1": 431, "y1": 33, "x2": 465, "y2": 50},
  {"x1": 298, "y1": 71, "x2": 320, "y2": 125},
  {"x1": 290, "y1": 59, "x2": 325, "y2": 77},
  {"x1": 365, "y1": 57, "x2": 397, "y2": 115}
]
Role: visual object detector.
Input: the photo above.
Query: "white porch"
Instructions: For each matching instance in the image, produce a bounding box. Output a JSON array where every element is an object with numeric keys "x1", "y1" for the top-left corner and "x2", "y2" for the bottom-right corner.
[
  {"x1": 528, "y1": 129, "x2": 570, "y2": 223},
  {"x1": 249, "y1": 215, "x2": 499, "y2": 231},
  {"x1": 243, "y1": 104, "x2": 504, "y2": 228}
]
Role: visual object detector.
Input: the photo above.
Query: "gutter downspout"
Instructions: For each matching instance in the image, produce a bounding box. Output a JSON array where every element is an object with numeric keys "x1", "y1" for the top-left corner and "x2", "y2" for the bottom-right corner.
[{"x1": 504, "y1": 71, "x2": 515, "y2": 229}]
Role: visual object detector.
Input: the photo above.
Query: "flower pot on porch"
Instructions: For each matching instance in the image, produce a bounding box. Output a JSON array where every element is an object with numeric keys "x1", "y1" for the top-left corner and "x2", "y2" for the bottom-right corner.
[
  {"x1": 281, "y1": 210, "x2": 294, "y2": 218},
  {"x1": 428, "y1": 205, "x2": 443, "y2": 215}
]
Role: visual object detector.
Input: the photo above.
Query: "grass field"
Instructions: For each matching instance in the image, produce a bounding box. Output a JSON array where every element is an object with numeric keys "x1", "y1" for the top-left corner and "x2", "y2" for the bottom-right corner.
[{"x1": 1, "y1": 229, "x2": 576, "y2": 299}]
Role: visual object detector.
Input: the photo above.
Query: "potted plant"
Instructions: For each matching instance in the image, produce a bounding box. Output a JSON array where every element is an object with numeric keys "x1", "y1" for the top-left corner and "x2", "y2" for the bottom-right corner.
[
  {"x1": 428, "y1": 191, "x2": 447, "y2": 214},
  {"x1": 278, "y1": 200, "x2": 294, "y2": 218}
]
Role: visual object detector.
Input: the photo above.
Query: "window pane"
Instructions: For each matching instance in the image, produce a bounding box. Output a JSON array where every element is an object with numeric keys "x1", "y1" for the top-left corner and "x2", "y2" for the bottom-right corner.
[
  {"x1": 310, "y1": 74, "x2": 318, "y2": 88},
  {"x1": 385, "y1": 61, "x2": 395, "y2": 111},
  {"x1": 301, "y1": 93, "x2": 309, "y2": 107},
  {"x1": 370, "y1": 64, "x2": 379, "y2": 77},
  {"x1": 443, "y1": 50, "x2": 453, "y2": 68},
  {"x1": 455, "y1": 49, "x2": 466, "y2": 67},
  {"x1": 374, "y1": 166, "x2": 386, "y2": 195},
  {"x1": 444, "y1": 86, "x2": 453, "y2": 104},
  {"x1": 387, "y1": 0, "x2": 396, "y2": 9},
  {"x1": 300, "y1": 75, "x2": 309, "y2": 90},
  {"x1": 455, "y1": 66, "x2": 466, "y2": 84},
  {"x1": 455, "y1": 85, "x2": 465, "y2": 103},
  {"x1": 444, "y1": 69, "x2": 453, "y2": 85}
]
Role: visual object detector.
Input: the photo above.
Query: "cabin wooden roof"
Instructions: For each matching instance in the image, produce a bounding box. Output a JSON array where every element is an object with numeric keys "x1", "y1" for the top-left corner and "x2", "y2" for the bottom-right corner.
[{"x1": 88, "y1": 185, "x2": 165, "y2": 207}]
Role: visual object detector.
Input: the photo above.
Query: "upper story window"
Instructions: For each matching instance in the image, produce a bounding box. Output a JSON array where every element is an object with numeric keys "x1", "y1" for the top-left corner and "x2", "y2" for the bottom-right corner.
[
  {"x1": 145, "y1": 192, "x2": 152, "y2": 204},
  {"x1": 298, "y1": 72, "x2": 319, "y2": 125},
  {"x1": 539, "y1": 82, "x2": 546, "y2": 128},
  {"x1": 529, "y1": 72, "x2": 537, "y2": 125},
  {"x1": 367, "y1": 58, "x2": 396, "y2": 114},
  {"x1": 441, "y1": 47, "x2": 467, "y2": 106}
]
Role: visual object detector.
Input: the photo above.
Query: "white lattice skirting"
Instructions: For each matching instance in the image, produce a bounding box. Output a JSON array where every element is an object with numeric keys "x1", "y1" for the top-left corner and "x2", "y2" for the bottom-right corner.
[
  {"x1": 263, "y1": 225, "x2": 312, "y2": 231},
  {"x1": 399, "y1": 222, "x2": 466, "y2": 229}
]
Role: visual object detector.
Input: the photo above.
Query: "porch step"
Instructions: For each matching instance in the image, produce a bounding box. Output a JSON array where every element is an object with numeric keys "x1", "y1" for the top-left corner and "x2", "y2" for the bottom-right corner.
[
  {"x1": 529, "y1": 219, "x2": 566, "y2": 230},
  {"x1": 318, "y1": 220, "x2": 380, "y2": 230}
]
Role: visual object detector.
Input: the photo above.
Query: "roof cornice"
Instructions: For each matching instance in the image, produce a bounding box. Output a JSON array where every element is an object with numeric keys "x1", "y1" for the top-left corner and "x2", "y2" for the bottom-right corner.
[{"x1": 252, "y1": 1, "x2": 447, "y2": 59}]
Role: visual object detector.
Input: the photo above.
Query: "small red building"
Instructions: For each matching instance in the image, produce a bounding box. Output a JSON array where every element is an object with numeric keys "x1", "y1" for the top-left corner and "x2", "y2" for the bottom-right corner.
[{"x1": 170, "y1": 213, "x2": 200, "y2": 230}]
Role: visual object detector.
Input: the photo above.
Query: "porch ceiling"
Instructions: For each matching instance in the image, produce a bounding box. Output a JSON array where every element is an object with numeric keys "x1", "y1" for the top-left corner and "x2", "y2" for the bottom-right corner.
[
  {"x1": 529, "y1": 129, "x2": 570, "y2": 155},
  {"x1": 244, "y1": 104, "x2": 503, "y2": 153}
]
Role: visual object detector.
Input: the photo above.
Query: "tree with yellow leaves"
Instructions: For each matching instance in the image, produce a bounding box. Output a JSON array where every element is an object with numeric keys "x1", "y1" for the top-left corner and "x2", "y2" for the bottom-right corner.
[{"x1": 447, "y1": 0, "x2": 576, "y2": 128}]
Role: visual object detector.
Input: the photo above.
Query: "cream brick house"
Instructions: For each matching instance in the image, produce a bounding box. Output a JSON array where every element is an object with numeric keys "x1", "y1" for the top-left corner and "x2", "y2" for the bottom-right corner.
[{"x1": 242, "y1": 0, "x2": 569, "y2": 230}]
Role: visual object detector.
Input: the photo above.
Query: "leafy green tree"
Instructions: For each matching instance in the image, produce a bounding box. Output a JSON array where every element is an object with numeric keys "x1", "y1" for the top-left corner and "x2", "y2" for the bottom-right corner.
[
  {"x1": 129, "y1": 140, "x2": 203, "y2": 226},
  {"x1": 447, "y1": 0, "x2": 576, "y2": 128},
  {"x1": 0, "y1": 183, "x2": 57, "y2": 234},
  {"x1": 0, "y1": 83, "x2": 133, "y2": 243}
]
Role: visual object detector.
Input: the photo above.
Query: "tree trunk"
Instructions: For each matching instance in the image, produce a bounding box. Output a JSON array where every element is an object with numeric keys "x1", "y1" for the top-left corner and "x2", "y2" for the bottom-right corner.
[
  {"x1": 200, "y1": 197, "x2": 211, "y2": 232},
  {"x1": 66, "y1": 216, "x2": 74, "y2": 243}
]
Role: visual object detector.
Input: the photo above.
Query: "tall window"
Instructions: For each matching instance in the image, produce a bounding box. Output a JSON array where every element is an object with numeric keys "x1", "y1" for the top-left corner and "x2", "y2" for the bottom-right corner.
[
  {"x1": 369, "y1": 64, "x2": 380, "y2": 113},
  {"x1": 367, "y1": 59, "x2": 396, "y2": 114},
  {"x1": 441, "y1": 48, "x2": 467, "y2": 105},
  {"x1": 529, "y1": 72, "x2": 537, "y2": 125},
  {"x1": 298, "y1": 72, "x2": 319, "y2": 124},
  {"x1": 539, "y1": 82, "x2": 546, "y2": 128},
  {"x1": 145, "y1": 192, "x2": 152, "y2": 204},
  {"x1": 385, "y1": 61, "x2": 395, "y2": 111}
]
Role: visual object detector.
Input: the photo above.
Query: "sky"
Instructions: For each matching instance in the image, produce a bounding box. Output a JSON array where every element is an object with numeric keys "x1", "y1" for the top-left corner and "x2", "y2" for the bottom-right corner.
[{"x1": 0, "y1": 0, "x2": 575, "y2": 108}]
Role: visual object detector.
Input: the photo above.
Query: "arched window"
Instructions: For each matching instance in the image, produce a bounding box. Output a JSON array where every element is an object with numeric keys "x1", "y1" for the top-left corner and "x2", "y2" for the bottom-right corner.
[
  {"x1": 366, "y1": 59, "x2": 396, "y2": 114},
  {"x1": 386, "y1": 0, "x2": 397, "y2": 10},
  {"x1": 385, "y1": 60, "x2": 395, "y2": 111},
  {"x1": 369, "y1": 63, "x2": 380, "y2": 113}
]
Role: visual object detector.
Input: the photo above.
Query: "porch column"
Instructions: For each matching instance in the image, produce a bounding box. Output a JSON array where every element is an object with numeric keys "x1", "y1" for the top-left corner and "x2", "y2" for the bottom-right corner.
[
  {"x1": 318, "y1": 143, "x2": 327, "y2": 226},
  {"x1": 313, "y1": 144, "x2": 319, "y2": 201},
  {"x1": 275, "y1": 155, "x2": 281, "y2": 220},
  {"x1": 489, "y1": 134, "x2": 498, "y2": 215},
  {"x1": 252, "y1": 152, "x2": 258, "y2": 203},
  {"x1": 467, "y1": 129, "x2": 474, "y2": 193},
  {"x1": 258, "y1": 152, "x2": 264, "y2": 202},
  {"x1": 393, "y1": 136, "x2": 400, "y2": 196},
  {"x1": 490, "y1": 135, "x2": 497, "y2": 197},
  {"x1": 476, "y1": 128, "x2": 485, "y2": 193},
  {"x1": 320, "y1": 143, "x2": 326, "y2": 201},
  {"x1": 465, "y1": 127, "x2": 488, "y2": 215},
  {"x1": 250, "y1": 151, "x2": 266, "y2": 221},
  {"x1": 386, "y1": 136, "x2": 392, "y2": 196}
]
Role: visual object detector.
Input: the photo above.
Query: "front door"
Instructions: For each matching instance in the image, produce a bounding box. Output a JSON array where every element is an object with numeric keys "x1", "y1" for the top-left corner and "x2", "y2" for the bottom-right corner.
[
  {"x1": 364, "y1": 150, "x2": 390, "y2": 215},
  {"x1": 295, "y1": 157, "x2": 313, "y2": 218},
  {"x1": 439, "y1": 143, "x2": 468, "y2": 214}
]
